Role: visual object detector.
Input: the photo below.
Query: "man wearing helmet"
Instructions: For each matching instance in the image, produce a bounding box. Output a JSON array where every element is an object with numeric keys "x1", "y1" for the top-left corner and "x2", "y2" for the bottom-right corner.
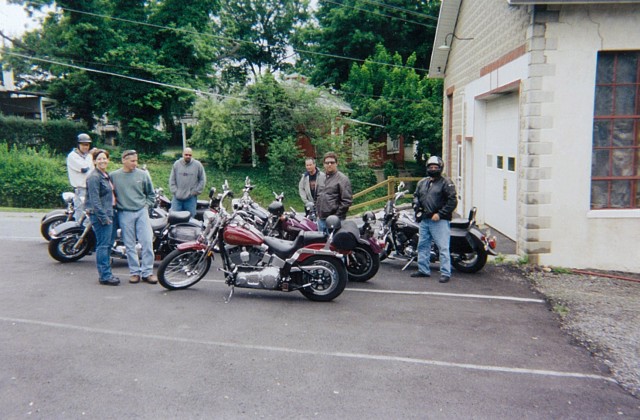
[
  {"x1": 411, "y1": 156, "x2": 458, "y2": 283},
  {"x1": 67, "y1": 133, "x2": 95, "y2": 220}
]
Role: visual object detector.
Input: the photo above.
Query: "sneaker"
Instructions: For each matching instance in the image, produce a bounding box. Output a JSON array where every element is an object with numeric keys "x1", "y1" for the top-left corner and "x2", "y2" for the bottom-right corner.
[
  {"x1": 99, "y1": 277, "x2": 120, "y2": 286},
  {"x1": 439, "y1": 275, "x2": 450, "y2": 283},
  {"x1": 142, "y1": 274, "x2": 158, "y2": 284},
  {"x1": 129, "y1": 275, "x2": 141, "y2": 284},
  {"x1": 410, "y1": 271, "x2": 430, "y2": 278}
]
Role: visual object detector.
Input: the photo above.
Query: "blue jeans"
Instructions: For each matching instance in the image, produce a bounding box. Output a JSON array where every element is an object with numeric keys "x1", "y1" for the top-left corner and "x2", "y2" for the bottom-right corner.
[
  {"x1": 417, "y1": 218, "x2": 452, "y2": 277},
  {"x1": 171, "y1": 196, "x2": 197, "y2": 218},
  {"x1": 317, "y1": 218, "x2": 327, "y2": 234},
  {"x1": 90, "y1": 214, "x2": 114, "y2": 281},
  {"x1": 118, "y1": 207, "x2": 155, "y2": 277}
]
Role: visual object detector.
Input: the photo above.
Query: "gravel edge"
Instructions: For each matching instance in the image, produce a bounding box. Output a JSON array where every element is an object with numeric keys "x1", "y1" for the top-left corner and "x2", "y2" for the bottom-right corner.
[{"x1": 512, "y1": 264, "x2": 640, "y2": 397}]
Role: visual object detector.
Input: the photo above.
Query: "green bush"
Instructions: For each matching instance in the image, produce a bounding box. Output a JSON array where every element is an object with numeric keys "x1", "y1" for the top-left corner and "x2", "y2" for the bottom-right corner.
[
  {"x1": 0, "y1": 115, "x2": 88, "y2": 153},
  {"x1": 0, "y1": 144, "x2": 69, "y2": 208}
]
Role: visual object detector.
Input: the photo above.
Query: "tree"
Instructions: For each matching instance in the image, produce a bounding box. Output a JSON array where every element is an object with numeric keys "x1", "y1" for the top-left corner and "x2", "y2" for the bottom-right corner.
[
  {"x1": 342, "y1": 45, "x2": 443, "y2": 164},
  {"x1": 6, "y1": 0, "x2": 220, "y2": 150},
  {"x1": 299, "y1": 0, "x2": 440, "y2": 89},
  {"x1": 216, "y1": 0, "x2": 311, "y2": 83}
]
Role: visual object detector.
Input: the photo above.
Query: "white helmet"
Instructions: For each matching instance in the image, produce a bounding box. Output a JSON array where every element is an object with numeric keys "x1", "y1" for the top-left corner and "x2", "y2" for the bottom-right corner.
[{"x1": 426, "y1": 155, "x2": 443, "y2": 169}]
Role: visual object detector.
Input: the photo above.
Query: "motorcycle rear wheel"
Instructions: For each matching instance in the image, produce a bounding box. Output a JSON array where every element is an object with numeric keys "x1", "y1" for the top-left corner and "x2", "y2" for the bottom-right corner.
[
  {"x1": 48, "y1": 233, "x2": 91, "y2": 262},
  {"x1": 41, "y1": 214, "x2": 69, "y2": 241},
  {"x1": 345, "y1": 245, "x2": 380, "y2": 282},
  {"x1": 157, "y1": 248, "x2": 211, "y2": 290},
  {"x1": 298, "y1": 256, "x2": 347, "y2": 302},
  {"x1": 451, "y1": 249, "x2": 488, "y2": 273}
]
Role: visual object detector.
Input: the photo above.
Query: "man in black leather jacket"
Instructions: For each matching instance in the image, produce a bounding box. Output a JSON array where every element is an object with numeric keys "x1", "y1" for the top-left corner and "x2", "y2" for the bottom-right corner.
[
  {"x1": 315, "y1": 151, "x2": 352, "y2": 233},
  {"x1": 411, "y1": 156, "x2": 458, "y2": 283}
]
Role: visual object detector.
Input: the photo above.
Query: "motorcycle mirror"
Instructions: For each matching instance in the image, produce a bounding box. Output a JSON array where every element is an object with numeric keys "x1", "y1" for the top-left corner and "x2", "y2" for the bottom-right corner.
[
  {"x1": 398, "y1": 181, "x2": 405, "y2": 191},
  {"x1": 209, "y1": 187, "x2": 217, "y2": 198}
]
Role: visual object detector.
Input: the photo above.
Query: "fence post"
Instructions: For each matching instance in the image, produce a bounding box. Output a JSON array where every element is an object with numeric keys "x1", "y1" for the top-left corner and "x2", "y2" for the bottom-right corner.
[{"x1": 387, "y1": 176, "x2": 395, "y2": 199}]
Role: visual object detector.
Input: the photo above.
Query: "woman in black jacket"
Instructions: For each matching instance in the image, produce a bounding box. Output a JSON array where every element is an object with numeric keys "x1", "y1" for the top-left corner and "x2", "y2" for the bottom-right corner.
[{"x1": 86, "y1": 149, "x2": 119, "y2": 286}]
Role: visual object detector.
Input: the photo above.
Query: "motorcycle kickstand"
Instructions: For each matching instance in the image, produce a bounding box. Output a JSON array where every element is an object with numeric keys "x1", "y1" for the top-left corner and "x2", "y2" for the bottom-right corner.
[
  {"x1": 401, "y1": 257, "x2": 416, "y2": 271},
  {"x1": 224, "y1": 285, "x2": 234, "y2": 303}
]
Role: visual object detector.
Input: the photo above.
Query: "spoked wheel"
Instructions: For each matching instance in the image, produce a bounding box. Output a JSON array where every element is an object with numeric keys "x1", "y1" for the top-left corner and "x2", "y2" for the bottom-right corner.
[
  {"x1": 41, "y1": 215, "x2": 69, "y2": 241},
  {"x1": 48, "y1": 232, "x2": 91, "y2": 262},
  {"x1": 451, "y1": 249, "x2": 488, "y2": 273},
  {"x1": 298, "y1": 256, "x2": 347, "y2": 302},
  {"x1": 345, "y1": 245, "x2": 380, "y2": 282},
  {"x1": 157, "y1": 248, "x2": 211, "y2": 290}
]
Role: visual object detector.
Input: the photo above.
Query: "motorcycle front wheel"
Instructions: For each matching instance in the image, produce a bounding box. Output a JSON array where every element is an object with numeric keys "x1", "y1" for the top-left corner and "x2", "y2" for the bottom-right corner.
[
  {"x1": 451, "y1": 249, "x2": 488, "y2": 273},
  {"x1": 157, "y1": 248, "x2": 211, "y2": 290},
  {"x1": 41, "y1": 214, "x2": 70, "y2": 241},
  {"x1": 345, "y1": 245, "x2": 380, "y2": 282},
  {"x1": 48, "y1": 232, "x2": 92, "y2": 262},
  {"x1": 298, "y1": 256, "x2": 347, "y2": 302}
]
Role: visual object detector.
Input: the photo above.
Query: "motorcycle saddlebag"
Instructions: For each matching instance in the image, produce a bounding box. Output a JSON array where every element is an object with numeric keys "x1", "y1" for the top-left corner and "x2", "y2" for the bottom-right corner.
[
  {"x1": 449, "y1": 231, "x2": 475, "y2": 253},
  {"x1": 331, "y1": 220, "x2": 359, "y2": 251},
  {"x1": 168, "y1": 224, "x2": 201, "y2": 243}
]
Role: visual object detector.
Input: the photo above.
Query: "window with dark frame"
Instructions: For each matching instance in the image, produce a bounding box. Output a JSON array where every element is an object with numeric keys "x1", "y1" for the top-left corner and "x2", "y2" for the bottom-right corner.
[{"x1": 591, "y1": 51, "x2": 640, "y2": 209}]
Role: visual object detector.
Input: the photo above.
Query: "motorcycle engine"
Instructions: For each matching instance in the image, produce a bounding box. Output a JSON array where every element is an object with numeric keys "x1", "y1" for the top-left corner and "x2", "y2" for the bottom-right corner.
[
  {"x1": 225, "y1": 244, "x2": 267, "y2": 266},
  {"x1": 235, "y1": 266, "x2": 281, "y2": 290}
]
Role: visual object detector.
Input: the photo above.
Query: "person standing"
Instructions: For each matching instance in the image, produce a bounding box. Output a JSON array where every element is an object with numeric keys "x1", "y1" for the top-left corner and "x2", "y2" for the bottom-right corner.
[
  {"x1": 410, "y1": 156, "x2": 458, "y2": 283},
  {"x1": 298, "y1": 157, "x2": 326, "y2": 205},
  {"x1": 169, "y1": 147, "x2": 206, "y2": 218},
  {"x1": 86, "y1": 149, "x2": 119, "y2": 286},
  {"x1": 110, "y1": 150, "x2": 157, "y2": 284},
  {"x1": 67, "y1": 133, "x2": 95, "y2": 220},
  {"x1": 315, "y1": 151, "x2": 352, "y2": 233}
]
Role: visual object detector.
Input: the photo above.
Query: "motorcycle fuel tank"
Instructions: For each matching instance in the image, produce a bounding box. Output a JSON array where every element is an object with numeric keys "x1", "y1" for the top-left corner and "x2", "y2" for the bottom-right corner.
[{"x1": 224, "y1": 223, "x2": 264, "y2": 246}]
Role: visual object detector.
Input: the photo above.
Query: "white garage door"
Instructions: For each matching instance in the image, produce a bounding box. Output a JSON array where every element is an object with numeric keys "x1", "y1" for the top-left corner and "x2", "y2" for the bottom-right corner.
[{"x1": 484, "y1": 94, "x2": 518, "y2": 239}]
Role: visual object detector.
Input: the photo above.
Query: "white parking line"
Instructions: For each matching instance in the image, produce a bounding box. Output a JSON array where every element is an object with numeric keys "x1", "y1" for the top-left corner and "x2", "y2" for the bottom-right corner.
[
  {"x1": 200, "y1": 279, "x2": 546, "y2": 303},
  {"x1": 1, "y1": 316, "x2": 613, "y2": 383}
]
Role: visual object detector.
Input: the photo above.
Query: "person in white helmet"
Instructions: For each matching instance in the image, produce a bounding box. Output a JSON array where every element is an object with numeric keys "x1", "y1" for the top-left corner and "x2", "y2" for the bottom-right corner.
[
  {"x1": 67, "y1": 133, "x2": 95, "y2": 220},
  {"x1": 410, "y1": 156, "x2": 458, "y2": 283}
]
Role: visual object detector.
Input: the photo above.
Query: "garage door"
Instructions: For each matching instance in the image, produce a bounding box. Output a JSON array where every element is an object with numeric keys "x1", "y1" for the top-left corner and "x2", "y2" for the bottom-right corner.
[{"x1": 484, "y1": 93, "x2": 518, "y2": 239}]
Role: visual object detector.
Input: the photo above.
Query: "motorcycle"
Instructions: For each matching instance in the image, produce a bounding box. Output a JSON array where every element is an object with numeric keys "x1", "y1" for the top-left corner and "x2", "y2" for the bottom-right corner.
[
  {"x1": 377, "y1": 183, "x2": 497, "y2": 273},
  {"x1": 40, "y1": 192, "x2": 76, "y2": 241},
  {"x1": 48, "y1": 207, "x2": 202, "y2": 263},
  {"x1": 157, "y1": 184, "x2": 349, "y2": 302},
  {"x1": 153, "y1": 187, "x2": 210, "y2": 221},
  {"x1": 262, "y1": 194, "x2": 382, "y2": 282}
]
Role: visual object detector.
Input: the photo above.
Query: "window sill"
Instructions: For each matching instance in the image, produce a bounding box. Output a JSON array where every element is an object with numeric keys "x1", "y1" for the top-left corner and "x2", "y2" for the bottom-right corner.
[{"x1": 587, "y1": 209, "x2": 640, "y2": 219}]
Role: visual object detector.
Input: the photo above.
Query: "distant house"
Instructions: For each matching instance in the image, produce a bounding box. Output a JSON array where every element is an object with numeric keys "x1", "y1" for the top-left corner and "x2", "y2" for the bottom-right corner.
[
  {"x1": 0, "y1": 69, "x2": 54, "y2": 121},
  {"x1": 429, "y1": 0, "x2": 640, "y2": 272}
]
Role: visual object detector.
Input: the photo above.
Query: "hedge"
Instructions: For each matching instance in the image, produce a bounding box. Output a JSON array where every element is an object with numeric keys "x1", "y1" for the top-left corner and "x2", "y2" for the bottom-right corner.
[{"x1": 0, "y1": 115, "x2": 88, "y2": 154}]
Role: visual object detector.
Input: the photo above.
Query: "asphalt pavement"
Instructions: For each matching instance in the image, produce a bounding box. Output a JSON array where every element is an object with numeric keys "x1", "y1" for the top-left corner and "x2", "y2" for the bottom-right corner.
[{"x1": 0, "y1": 212, "x2": 638, "y2": 418}]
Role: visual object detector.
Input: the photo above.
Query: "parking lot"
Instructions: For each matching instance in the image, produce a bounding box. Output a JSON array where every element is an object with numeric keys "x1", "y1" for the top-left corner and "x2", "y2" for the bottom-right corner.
[{"x1": 1, "y1": 212, "x2": 638, "y2": 418}]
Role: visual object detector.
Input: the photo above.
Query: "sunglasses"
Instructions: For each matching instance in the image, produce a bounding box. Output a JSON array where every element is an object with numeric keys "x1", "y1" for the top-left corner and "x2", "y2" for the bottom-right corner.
[
  {"x1": 122, "y1": 150, "x2": 137, "y2": 159},
  {"x1": 324, "y1": 161, "x2": 336, "y2": 165}
]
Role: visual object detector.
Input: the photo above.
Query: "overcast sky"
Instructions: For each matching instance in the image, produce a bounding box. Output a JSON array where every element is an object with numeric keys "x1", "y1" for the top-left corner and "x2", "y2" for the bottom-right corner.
[{"x1": 0, "y1": 0, "x2": 45, "y2": 37}]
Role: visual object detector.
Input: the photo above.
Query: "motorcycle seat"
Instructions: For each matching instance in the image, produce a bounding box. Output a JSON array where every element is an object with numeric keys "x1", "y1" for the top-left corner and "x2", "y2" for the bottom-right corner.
[
  {"x1": 450, "y1": 217, "x2": 470, "y2": 230},
  {"x1": 263, "y1": 235, "x2": 307, "y2": 259},
  {"x1": 168, "y1": 210, "x2": 192, "y2": 224},
  {"x1": 150, "y1": 215, "x2": 168, "y2": 231}
]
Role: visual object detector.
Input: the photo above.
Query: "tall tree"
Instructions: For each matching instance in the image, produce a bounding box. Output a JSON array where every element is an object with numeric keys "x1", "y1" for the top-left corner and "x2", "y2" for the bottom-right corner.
[
  {"x1": 216, "y1": 0, "x2": 311, "y2": 82},
  {"x1": 298, "y1": 0, "x2": 439, "y2": 89},
  {"x1": 343, "y1": 45, "x2": 443, "y2": 162},
  {"x1": 6, "y1": 0, "x2": 220, "y2": 150}
]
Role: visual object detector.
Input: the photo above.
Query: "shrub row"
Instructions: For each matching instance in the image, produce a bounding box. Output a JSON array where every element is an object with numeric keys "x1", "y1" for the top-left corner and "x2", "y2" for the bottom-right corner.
[{"x1": 0, "y1": 115, "x2": 88, "y2": 154}]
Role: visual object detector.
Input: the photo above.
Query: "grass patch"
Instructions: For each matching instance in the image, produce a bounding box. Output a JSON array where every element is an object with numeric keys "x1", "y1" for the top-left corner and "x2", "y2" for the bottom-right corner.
[
  {"x1": 551, "y1": 266, "x2": 573, "y2": 275},
  {"x1": 553, "y1": 303, "x2": 570, "y2": 318}
]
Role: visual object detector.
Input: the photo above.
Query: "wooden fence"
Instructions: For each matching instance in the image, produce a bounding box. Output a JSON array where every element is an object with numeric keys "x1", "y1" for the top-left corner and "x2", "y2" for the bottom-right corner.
[{"x1": 350, "y1": 175, "x2": 422, "y2": 213}]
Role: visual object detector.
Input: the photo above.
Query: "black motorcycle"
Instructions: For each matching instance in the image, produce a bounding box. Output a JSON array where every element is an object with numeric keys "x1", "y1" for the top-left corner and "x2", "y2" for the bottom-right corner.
[
  {"x1": 377, "y1": 183, "x2": 497, "y2": 273},
  {"x1": 48, "y1": 208, "x2": 202, "y2": 263}
]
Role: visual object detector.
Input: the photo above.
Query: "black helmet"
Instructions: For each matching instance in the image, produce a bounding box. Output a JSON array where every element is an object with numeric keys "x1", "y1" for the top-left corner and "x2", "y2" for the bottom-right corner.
[
  {"x1": 267, "y1": 201, "x2": 284, "y2": 217},
  {"x1": 77, "y1": 133, "x2": 92, "y2": 143}
]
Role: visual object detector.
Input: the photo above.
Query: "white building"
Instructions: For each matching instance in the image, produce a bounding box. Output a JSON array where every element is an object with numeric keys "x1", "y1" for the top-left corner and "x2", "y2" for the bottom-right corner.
[{"x1": 429, "y1": 0, "x2": 640, "y2": 272}]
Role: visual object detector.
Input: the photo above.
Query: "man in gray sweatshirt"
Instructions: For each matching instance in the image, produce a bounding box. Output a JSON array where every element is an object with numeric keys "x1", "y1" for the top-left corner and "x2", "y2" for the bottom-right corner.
[{"x1": 169, "y1": 148, "x2": 206, "y2": 217}]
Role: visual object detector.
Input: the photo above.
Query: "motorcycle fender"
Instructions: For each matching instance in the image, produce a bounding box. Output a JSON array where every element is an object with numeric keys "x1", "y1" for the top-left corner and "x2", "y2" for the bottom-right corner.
[
  {"x1": 362, "y1": 237, "x2": 383, "y2": 254},
  {"x1": 50, "y1": 221, "x2": 84, "y2": 237},
  {"x1": 42, "y1": 209, "x2": 68, "y2": 223},
  {"x1": 290, "y1": 244, "x2": 341, "y2": 263},
  {"x1": 176, "y1": 241, "x2": 207, "y2": 251},
  {"x1": 467, "y1": 228, "x2": 499, "y2": 255}
]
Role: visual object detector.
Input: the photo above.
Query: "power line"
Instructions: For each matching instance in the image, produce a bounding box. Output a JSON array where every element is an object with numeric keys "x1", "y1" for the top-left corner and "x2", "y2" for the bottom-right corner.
[
  {"x1": 20, "y1": 0, "x2": 432, "y2": 73},
  {"x1": 320, "y1": 0, "x2": 437, "y2": 29}
]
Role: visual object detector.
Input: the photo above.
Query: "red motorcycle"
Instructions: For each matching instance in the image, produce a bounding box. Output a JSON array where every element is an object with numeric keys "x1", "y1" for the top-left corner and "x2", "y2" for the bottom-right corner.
[{"x1": 157, "y1": 183, "x2": 350, "y2": 302}]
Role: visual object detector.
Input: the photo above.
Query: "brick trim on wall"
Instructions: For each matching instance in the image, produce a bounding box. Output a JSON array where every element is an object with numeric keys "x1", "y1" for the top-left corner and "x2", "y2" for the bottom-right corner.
[{"x1": 479, "y1": 44, "x2": 527, "y2": 77}]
